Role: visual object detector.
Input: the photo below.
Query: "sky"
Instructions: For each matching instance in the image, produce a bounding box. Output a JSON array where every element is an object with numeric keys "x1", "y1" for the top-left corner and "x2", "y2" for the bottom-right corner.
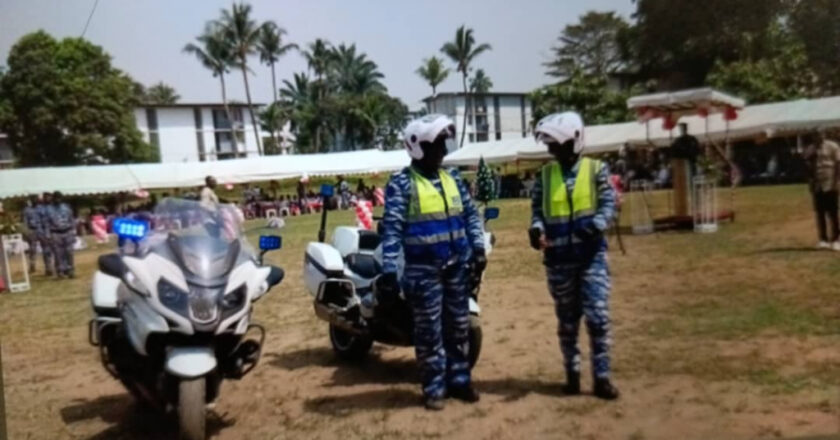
[{"x1": 0, "y1": 0, "x2": 634, "y2": 110}]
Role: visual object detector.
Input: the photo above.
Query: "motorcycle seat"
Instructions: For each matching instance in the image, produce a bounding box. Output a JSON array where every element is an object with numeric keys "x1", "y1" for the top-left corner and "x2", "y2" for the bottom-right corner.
[{"x1": 346, "y1": 253, "x2": 381, "y2": 279}]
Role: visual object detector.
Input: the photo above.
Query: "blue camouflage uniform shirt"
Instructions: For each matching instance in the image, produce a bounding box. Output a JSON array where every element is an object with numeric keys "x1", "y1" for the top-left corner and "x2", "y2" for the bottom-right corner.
[
  {"x1": 381, "y1": 167, "x2": 485, "y2": 274},
  {"x1": 47, "y1": 203, "x2": 75, "y2": 232},
  {"x1": 531, "y1": 158, "x2": 616, "y2": 261},
  {"x1": 23, "y1": 205, "x2": 44, "y2": 233}
]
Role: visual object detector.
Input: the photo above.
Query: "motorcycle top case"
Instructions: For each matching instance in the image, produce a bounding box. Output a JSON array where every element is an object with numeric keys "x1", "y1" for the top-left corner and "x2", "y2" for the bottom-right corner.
[{"x1": 304, "y1": 242, "x2": 345, "y2": 296}]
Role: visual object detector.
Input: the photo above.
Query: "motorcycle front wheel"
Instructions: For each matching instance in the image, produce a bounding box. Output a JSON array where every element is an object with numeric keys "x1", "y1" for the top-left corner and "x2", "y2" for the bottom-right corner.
[
  {"x1": 329, "y1": 324, "x2": 373, "y2": 361},
  {"x1": 468, "y1": 315, "x2": 483, "y2": 368},
  {"x1": 178, "y1": 377, "x2": 206, "y2": 440}
]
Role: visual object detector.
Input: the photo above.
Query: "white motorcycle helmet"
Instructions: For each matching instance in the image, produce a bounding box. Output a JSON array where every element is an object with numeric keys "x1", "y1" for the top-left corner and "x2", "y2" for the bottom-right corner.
[
  {"x1": 403, "y1": 114, "x2": 457, "y2": 160},
  {"x1": 534, "y1": 111, "x2": 585, "y2": 154}
]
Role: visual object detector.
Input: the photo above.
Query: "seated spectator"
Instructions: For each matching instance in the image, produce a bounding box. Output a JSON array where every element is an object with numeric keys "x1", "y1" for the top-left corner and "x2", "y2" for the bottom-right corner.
[{"x1": 279, "y1": 195, "x2": 291, "y2": 217}]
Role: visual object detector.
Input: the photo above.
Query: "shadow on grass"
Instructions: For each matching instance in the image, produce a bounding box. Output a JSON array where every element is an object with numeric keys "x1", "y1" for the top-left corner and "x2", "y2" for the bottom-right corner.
[
  {"x1": 266, "y1": 346, "x2": 418, "y2": 386},
  {"x1": 751, "y1": 247, "x2": 824, "y2": 254},
  {"x1": 59, "y1": 393, "x2": 234, "y2": 440},
  {"x1": 474, "y1": 378, "x2": 580, "y2": 402},
  {"x1": 303, "y1": 388, "x2": 419, "y2": 415}
]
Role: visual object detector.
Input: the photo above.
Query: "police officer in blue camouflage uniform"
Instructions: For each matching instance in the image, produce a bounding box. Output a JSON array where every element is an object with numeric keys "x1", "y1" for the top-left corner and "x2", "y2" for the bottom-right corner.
[
  {"x1": 37, "y1": 193, "x2": 56, "y2": 275},
  {"x1": 529, "y1": 112, "x2": 619, "y2": 400},
  {"x1": 22, "y1": 196, "x2": 50, "y2": 275},
  {"x1": 47, "y1": 191, "x2": 76, "y2": 278},
  {"x1": 378, "y1": 114, "x2": 487, "y2": 410}
]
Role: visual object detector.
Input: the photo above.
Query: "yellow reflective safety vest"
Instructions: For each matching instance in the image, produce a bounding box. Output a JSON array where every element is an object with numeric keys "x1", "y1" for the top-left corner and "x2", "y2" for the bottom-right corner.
[
  {"x1": 405, "y1": 167, "x2": 468, "y2": 261},
  {"x1": 541, "y1": 157, "x2": 600, "y2": 247}
]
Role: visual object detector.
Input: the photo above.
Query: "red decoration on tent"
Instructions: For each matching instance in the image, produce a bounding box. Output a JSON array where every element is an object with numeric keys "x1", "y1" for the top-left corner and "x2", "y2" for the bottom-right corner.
[
  {"x1": 697, "y1": 107, "x2": 709, "y2": 118},
  {"x1": 662, "y1": 114, "x2": 677, "y2": 130},
  {"x1": 724, "y1": 106, "x2": 738, "y2": 121},
  {"x1": 636, "y1": 106, "x2": 658, "y2": 122}
]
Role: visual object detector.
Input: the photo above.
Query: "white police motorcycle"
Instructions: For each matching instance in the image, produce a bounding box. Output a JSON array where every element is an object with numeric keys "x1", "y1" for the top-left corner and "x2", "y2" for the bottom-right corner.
[
  {"x1": 88, "y1": 199, "x2": 284, "y2": 440},
  {"x1": 303, "y1": 185, "x2": 498, "y2": 367}
]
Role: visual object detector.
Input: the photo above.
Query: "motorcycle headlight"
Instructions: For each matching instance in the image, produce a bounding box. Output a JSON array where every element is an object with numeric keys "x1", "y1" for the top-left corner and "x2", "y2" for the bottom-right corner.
[
  {"x1": 157, "y1": 278, "x2": 189, "y2": 316},
  {"x1": 220, "y1": 284, "x2": 247, "y2": 311}
]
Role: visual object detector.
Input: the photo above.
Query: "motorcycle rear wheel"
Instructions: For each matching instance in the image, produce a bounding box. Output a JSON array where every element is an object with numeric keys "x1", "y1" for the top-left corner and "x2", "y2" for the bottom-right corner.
[
  {"x1": 178, "y1": 377, "x2": 206, "y2": 440},
  {"x1": 329, "y1": 324, "x2": 373, "y2": 361}
]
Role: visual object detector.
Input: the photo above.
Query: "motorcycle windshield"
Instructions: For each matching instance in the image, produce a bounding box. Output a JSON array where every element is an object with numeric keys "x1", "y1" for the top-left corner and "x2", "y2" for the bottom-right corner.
[{"x1": 148, "y1": 198, "x2": 254, "y2": 282}]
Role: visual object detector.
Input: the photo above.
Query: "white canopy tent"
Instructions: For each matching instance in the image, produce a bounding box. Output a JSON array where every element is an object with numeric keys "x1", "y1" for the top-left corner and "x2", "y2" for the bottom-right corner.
[
  {"x1": 0, "y1": 149, "x2": 410, "y2": 198},
  {"x1": 441, "y1": 95, "x2": 840, "y2": 164},
  {"x1": 3, "y1": 95, "x2": 840, "y2": 199}
]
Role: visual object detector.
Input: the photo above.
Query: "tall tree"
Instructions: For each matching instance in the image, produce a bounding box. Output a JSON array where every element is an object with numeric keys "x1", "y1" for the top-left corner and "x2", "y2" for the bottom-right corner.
[
  {"x1": 789, "y1": 0, "x2": 840, "y2": 94},
  {"x1": 706, "y1": 23, "x2": 819, "y2": 103},
  {"x1": 144, "y1": 81, "x2": 180, "y2": 104},
  {"x1": 441, "y1": 25, "x2": 492, "y2": 147},
  {"x1": 257, "y1": 21, "x2": 297, "y2": 103},
  {"x1": 302, "y1": 38, "x2": 334, "y2": 152},
  {"x1": 184, "y1": 22, "x2": 236, "y2": 145},
  {"x1": 416, "y1": 56, "x2": 450, "y2": 112},
  {"x1": 631, "y1": 0, "x2": 786, "y2": 89},
  {"x1": 220, "y1": 2, "x2": 263, "y2": 155},
  {"x1": 530, "y1": 68, "x2": 635, "y2": 125},
  {"x1": 0, "y1": 31, "x2": 155, "y2": 166},
  {"x1": 545, "y1": 11, "x2": 629, "y2": 79}
]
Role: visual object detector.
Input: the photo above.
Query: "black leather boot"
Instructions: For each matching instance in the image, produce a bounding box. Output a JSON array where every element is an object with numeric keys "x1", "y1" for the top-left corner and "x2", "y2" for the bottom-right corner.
[
  {"x1": 593, "y1": 377, "x2": 620, "y2": 400},
  {"x1": 562, "y1": 371, "x2": 580, "y2": 395}
]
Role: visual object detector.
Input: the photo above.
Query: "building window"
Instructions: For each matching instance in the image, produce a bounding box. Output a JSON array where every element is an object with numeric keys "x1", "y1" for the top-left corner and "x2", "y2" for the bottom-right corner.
[
  {"x1": 194, "y1": 108, "x2": 206, "y2": 161},
  {"x1": 146, "y1": 108, "x2": 160, "y2": 150},
  {"x1": 520, "y1": 96, "x2": 527, "y2": 137},
  {"x1": 473, "y1": 95, "x2": 489, "y2": 142},
  {"x1": 212, "y1": 108, "x2": 244, "y2": 160},
  {"x1": 494, "y1": 96, "x2": 501, "y2": 141}
]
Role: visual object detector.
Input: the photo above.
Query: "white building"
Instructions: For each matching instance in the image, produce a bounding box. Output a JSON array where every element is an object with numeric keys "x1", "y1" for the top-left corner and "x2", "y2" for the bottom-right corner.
[
  {"x1": 423, "y1": 92, "x2": 533, "y2": 147},
  {"x1": 136, "y1": 103, "x2": 267, "y2": 163}
]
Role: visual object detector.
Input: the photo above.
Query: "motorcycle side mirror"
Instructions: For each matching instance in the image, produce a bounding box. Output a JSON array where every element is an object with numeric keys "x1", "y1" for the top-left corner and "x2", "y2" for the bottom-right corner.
[
  {"x1": 267, "y1": 265, "x2": 285, "y2": 287},
  {"x1": 259, "y1": 235, "x2": 282, "y2": 251},
  {"x1": 98, "y1": 253, "x2": 127, "y2": 278},
  {"x1": 484, "y1": 207, "x2": 500, "y2": 221},
  {"x1": 320, "y1": 184, "x2": 334, "y2": 198}
]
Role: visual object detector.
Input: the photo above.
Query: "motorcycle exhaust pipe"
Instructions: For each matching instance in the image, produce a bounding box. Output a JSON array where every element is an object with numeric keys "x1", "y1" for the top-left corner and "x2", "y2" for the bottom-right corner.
[{"x1": 313, "y1": 303, "x2": 367, "y2": 336}]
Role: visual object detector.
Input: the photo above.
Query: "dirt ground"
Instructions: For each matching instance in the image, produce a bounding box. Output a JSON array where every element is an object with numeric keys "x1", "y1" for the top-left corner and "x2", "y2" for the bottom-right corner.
[{"x1": 1, "y1": 184, "x2": 840, "y2": 439}]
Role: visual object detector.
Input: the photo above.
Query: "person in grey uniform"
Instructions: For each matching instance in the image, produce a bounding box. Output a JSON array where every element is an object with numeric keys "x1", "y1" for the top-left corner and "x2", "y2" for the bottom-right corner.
[
  {"x1": 48, "y1": 191, "x2": 76, "y2": 278},
  {"x1": 23, "y1": 196, "x2": 54, "y2": 275}
]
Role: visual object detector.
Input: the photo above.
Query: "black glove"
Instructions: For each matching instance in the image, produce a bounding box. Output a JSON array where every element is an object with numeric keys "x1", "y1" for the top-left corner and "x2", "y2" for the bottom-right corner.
[
  {"x1": 473, "y1": 249, "x2": 487, "y2": 275},
  {"x1": 574, "y1": 220, "x2": 602, "y2": 241},
  {"x1": 374, "y1": 272, "x2": 400, "y2": 303},
  {"x1": 528, "y1": 227, "x2": 543, "y2": 250}
]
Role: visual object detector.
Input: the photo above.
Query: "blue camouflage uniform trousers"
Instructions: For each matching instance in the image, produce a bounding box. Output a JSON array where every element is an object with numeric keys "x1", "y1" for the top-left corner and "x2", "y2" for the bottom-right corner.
[
  {"x1": 546, "y1": 250, "x2": 612, "y2": 378},
  {"x1": 48, "y1": 204, "x2": 76, "y2": 276},
  {"x1": 403, "y1": 263, "x2": 471, "y2": 399},
  {"x1": 23, "y1": 206, "x2": 53, "y2": 273}
]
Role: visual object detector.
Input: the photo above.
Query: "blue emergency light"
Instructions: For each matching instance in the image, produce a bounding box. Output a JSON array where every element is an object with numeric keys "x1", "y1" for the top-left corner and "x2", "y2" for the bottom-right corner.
[
  {"x1": 259, "y1": 235, "x2": 282, "y2": 251},
  {"x1": 320, "y1": 184, "x2": 334, "y2": 198},
  {"x1": 113, "y1": 218, "x2": 149, "y2": 240}
]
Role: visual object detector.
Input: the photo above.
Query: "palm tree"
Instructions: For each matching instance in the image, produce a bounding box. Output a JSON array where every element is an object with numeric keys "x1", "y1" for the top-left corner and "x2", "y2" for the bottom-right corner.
[
  {"x1": 302, "y1": 38, "x2": 334, "y2": 152},
  {"x1": 441, "y1": 25, "x2": 492, "y2": 147},
  {"x1": 144, "y1": 82, "x2": 181, "y2": 104},
  {"x1": 416, "y1": 56, "x2": 450, "y2": 112},
  {"x1": 257, "y1": 21, "x2": 298, "y2": 103},
  {"x1": 259, "y1": 102, "x2": 287, "y2": 154},
  {"x1": 469, "y1": 68, "x2": 493, "y2": 94},
  {"x1": 331, "y1": 43, "x2": 386, "y2": 95},
  {"x1": 183, "y1": 22, "x2": 235, "y2": 124},
  {"x1": 220, "y1": 3, "x2": 263, "y2": 155}
]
